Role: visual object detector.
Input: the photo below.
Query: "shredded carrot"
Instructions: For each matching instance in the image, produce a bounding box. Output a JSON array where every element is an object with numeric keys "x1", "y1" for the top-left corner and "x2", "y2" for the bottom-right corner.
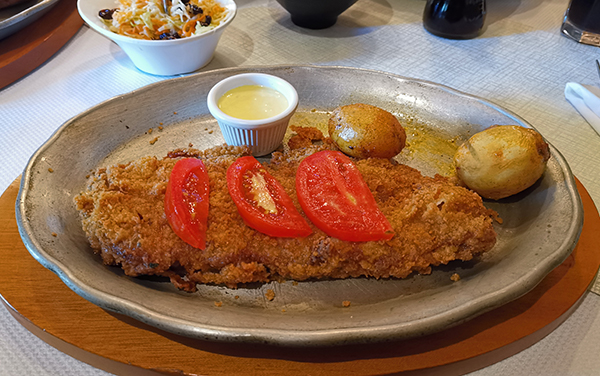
[
  {"x1": 119, "y1": 24, "x2": 132, "y2": 34},
  {"x1": 151, "y1": 18, "x2": 165, "y2": 27},
  {"x1": 182, "y1": 16, "x2": 198, "y2": 37}
]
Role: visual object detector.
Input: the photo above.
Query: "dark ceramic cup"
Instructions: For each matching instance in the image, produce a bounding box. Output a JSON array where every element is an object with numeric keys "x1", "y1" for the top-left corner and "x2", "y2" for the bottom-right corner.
[{"x1": 276, "y1": 0, "x2": 359, "y2": 29}]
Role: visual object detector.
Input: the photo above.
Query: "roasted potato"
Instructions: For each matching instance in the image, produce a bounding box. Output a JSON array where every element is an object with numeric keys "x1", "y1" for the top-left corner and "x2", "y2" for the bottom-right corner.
[
  {"x1": 454, "y1": 125, "x2": 550, "y2": 200},
  {"x1": 328, "y1": 103, "x2": 406, "y2": 159}
]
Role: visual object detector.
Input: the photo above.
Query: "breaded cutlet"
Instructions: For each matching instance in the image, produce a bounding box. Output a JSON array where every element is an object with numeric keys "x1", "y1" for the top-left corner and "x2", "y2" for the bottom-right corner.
[{"x1": 75, "y1": 139, "x2": 497, "y2": 292}]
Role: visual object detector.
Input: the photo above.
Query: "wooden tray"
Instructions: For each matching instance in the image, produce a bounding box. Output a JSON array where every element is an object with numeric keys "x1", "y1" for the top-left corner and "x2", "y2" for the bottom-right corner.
[
  {"x1": 1, "y1": 177, "x2": 599, "y2": 376},
  {"x1": 0, "y1": 0, "x2": 82, "y2": 90}
]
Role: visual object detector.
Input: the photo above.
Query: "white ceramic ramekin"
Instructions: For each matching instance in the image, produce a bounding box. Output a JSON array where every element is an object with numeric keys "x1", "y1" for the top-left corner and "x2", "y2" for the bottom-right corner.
[
  {"x1": 207, "y1": 73, "x2": 299, "y2": 156},
  {"x1": 77, "y1": 0, "x2": 236, "y2": 76}
]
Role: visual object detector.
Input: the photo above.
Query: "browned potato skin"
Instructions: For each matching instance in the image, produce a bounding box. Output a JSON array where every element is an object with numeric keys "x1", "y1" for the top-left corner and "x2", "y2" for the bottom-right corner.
[
  {"x1": 328, "y1": 103, "x2": 407, "y2": 159},
  {"x1": 454, "y1": 125, "x2": 550, "y2": 200}
]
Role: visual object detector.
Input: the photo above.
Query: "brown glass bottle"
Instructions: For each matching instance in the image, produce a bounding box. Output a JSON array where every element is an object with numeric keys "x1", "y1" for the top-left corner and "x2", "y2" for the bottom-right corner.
[{"x1": 423, "y1": 0, "x2": 486, "y2": 39}]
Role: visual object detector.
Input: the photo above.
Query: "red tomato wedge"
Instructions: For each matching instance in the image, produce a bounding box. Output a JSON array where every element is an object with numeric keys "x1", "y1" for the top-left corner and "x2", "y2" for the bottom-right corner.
[
  {"x1": 164, "y1": 158, "x2": 210, "y2": 249},
  {"x1": 226, "y1": 156, "x2": 312, "y2": 238},
  {"x1": 295, "y1": 150, "x2": 394, "y2": 242}
]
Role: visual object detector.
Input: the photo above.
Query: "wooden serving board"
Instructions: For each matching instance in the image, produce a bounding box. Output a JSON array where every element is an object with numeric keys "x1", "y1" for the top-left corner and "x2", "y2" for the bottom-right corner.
[
  {"x1": 1, "y1": 177, "x2": 599, "y2": 376},
  {"x1": 0, "y1": 0, "x2": 83, "y2": 90}
]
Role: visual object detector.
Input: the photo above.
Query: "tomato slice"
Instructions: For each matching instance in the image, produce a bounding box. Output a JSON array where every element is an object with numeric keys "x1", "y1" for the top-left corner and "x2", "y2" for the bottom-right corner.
[
  {"x1": 164, "y1": 158, "x2": 210, "y2": 249},
  {"x1": 226, "y1": 156, "x2": 312, "y2": 238},
  {"x1": 295, "y1": 150, "x2": 394, "y2": 242}
]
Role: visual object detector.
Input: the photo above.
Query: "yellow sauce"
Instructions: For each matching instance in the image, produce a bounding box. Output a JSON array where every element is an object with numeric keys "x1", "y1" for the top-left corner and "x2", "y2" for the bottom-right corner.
[
  {"x1": 218, "y1": 85, "x2": 289, "y2": 120},
  {"x1": 286, "y1": 111, "x2": 461, "y2": 178},
  {"x1": 402, "y1": 124, "x2": 462, "y2": 177}
]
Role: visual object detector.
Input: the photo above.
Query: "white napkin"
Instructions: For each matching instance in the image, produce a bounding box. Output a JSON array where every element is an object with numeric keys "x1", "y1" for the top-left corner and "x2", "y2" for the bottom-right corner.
[{"x1": 565, "y1": 82, "x2": 600, "y2": 136}]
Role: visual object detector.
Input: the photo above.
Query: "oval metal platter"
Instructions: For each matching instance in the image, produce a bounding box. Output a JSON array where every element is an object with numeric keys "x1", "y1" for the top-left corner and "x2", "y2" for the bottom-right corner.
[
  {"x1": 16, "y1": 65, "x2": 583, "y2": 346},
  {"x1": 0, "y1": 0, "x2": 59, "y2": 40}
]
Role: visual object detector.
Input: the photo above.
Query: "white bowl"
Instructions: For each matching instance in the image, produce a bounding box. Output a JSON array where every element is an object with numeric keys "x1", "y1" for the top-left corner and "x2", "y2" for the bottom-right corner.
[
  {"x1": 77, "y1": 0, "x2": 236, "y2": 76},
  {"x1": 207, "y1": 73, "x2": 299, "y2": 156}
]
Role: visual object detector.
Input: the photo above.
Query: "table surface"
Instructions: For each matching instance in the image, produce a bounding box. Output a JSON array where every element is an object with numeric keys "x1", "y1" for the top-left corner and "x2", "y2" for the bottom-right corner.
[{"x1": 1, "y1": 0, "x2": 600, "y2": 375}]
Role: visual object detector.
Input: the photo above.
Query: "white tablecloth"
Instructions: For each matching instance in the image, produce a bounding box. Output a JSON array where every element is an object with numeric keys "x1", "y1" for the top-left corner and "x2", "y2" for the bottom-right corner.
[{"x1": 1, "y1": 0, "x2": 600, "y2": 374}]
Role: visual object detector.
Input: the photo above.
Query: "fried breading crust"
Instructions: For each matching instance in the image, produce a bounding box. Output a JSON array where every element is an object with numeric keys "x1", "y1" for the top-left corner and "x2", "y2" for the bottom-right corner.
[{"x1": 75, "y1": 143, "x2": 497, "y2": 291}]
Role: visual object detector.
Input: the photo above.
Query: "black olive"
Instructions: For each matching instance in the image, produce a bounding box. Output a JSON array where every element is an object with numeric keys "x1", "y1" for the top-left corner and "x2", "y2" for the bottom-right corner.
[
  {"x1": 98, "y1": 8, "x2": 116, "y2": 20},
  {"x1": 200, "y1": 15, "x2": 211, "y2": 26},
  {"x1": 159, "y1": 32, "x2": 181, "y2": 40},
  {"x1": 188, "y1": 4, "x2": 203, "y2": 14}
]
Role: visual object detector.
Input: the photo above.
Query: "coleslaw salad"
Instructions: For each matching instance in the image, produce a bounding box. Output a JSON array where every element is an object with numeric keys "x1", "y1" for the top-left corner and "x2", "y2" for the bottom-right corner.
[{"x1": 100, "y1": 0, "x2": 228, "y2": 40}]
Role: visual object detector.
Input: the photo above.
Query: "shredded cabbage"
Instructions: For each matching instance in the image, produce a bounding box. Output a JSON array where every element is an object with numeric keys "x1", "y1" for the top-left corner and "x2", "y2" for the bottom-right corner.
[{"x1": 100, "y1": 0, "x2": 228, "y2": 40}]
